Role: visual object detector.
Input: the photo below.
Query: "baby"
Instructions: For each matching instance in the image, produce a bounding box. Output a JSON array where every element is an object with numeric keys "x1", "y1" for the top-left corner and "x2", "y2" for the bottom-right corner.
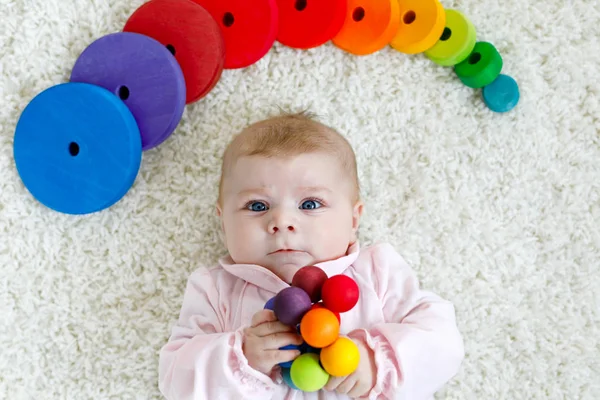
[{"x1": 158, "y1": 112, "x2": 464, "y2": 399}]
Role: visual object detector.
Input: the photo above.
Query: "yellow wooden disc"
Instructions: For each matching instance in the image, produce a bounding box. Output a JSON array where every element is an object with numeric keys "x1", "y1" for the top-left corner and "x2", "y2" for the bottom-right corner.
[{"x1": 390, "y1": 0, "x2": 445, "y2": 54}]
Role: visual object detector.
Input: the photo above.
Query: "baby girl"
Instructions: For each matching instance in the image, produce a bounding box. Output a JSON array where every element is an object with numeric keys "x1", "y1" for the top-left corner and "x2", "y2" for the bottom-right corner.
[{"x1": 158, "y1": 112, "x2": 464, "y2": 399}]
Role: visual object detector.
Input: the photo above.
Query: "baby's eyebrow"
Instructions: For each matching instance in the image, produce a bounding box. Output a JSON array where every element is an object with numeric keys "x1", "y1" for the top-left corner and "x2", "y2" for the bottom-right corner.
[
  {"x1": 297, "y1": 186, "x2": 333, "y2": 194},
  {"x1": 236, "y1": 188, "x2": 269, "y2": 198}
]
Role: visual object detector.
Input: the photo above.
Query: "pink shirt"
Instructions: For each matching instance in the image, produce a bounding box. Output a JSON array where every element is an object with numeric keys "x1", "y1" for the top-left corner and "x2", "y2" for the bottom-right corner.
[{"x1": 159, "y1": 242, "x2": 464, "y2": 399}]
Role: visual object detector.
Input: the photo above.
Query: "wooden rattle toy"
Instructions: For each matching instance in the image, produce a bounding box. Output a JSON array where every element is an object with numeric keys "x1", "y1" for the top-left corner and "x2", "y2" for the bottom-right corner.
[{"x1": 262, "y1": 266, "x2": 361, "y2": 392}]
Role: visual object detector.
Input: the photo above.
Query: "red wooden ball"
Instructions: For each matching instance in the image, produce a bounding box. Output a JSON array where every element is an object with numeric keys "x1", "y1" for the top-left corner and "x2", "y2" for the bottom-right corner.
[
  {"x1": 292, "y1": 266, "x2": 328, "y2": 303},
  {"x1": 321, "y1": 275, "x2": 359, "y2": 313}
]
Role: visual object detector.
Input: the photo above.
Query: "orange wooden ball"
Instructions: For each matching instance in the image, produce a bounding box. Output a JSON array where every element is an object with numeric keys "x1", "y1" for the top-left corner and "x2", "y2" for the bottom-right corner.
[
  {"x1": 310, "y1": 303, "x2": 341, "y2": 324},
  {"x1": 300, "y1": 308, "x2": 340, "y2": 348}
]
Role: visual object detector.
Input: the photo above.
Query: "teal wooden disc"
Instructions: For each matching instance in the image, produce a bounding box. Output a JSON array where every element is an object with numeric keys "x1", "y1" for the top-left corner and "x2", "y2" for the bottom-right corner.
[{"x1": 483, "y1": 74, "x2": 520, "y2": 112}]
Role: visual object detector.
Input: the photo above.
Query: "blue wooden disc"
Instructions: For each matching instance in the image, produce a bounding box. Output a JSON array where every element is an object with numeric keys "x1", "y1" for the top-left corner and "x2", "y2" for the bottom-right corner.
[
  {"x1": 482, "y1": 74, "x2": 520, "y2": 113},
  {"x1": 13, "y1": 82, "x2": 142, "y2": 215}
]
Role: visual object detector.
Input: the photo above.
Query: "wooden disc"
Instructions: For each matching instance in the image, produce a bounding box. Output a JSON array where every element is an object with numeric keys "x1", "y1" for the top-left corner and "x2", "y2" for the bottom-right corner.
[
  {"x1": 276, "y1": 0, "x2": 347, "y2": 49},
  {"x1": 332, "y1": 0, "x2": 400, "y2": 55},
  {"x1": 193, "y1": 0, "x2": 278, "y2": 69},
  {"x1": 124, "y1": 0, "x2": 225, "y2": 103},
  {"x1": 13, "y1": 83, "x2": 142, "y2": 215},
  {"x1": 71, "y1": 32, "x2": 186, "y2": 150},
  {"x1": 390, "y1": 0, "x2": 446, "y2": 54}
]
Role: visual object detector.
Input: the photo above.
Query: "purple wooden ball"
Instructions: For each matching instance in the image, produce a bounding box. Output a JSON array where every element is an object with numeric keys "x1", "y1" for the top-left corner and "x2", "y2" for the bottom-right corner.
[{"x1": 274, "y1": 287, "x2": 312, "y2": 326}]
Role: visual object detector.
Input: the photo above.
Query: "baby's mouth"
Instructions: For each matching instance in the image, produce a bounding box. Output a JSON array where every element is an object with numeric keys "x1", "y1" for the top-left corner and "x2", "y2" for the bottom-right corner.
[{"x1": 269, "y1": 249, "x2": 302, "y2": 255}]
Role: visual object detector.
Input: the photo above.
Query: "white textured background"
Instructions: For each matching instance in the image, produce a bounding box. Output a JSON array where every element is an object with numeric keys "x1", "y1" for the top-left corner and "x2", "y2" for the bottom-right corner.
[{"x1": 1, "y1": 0, "x2": 599, "y2": 398}]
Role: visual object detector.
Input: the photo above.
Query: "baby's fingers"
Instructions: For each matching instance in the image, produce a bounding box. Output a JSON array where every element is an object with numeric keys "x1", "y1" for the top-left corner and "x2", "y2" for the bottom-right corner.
[
  {"x1": 251, "y1": 310, "x2": 278, "y2": 327},
  {"x1": 265, "y1": 348, "x2": 301, "y2": 365},
  {"x1": 262, "y1": 332, "x2": 303, "y2": 350},
  {"x1": 251, "y1": 320, "x2": 297, "y2": 337},
  {"x1": 325, "y1": 375, "x2": 346, "y2": 392}
]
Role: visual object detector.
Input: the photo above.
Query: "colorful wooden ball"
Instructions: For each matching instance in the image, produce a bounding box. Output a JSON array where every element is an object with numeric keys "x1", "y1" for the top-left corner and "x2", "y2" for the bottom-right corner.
[
  {"x1": 70, "y1": 32, "x2": 186, "y2": 151},
  {"x1": 482, "y1": 74, "x2": 520, "y2": 113},
  {"x1": 279, "y1": 343, "x2": 301, "y2": 368},
  {"x1": 263, "y1": 295, "x2": 276, "y2": 310},
  {"x1": 390, "y1": 0, "x2": 445, "y2": 54},
  {"x1": 13, "y1": 83, "x2": 142, "y2": 215},
  {"x1": 321, "y1": 275, "x2": 359, "y2": 313},
  {"x1": 282, "y1": 367, "x2": 300, "y2": 390},
  {"x1": 274, "y1": 287, "x2": 312, "y2": 326},
  {"x1": 123, "y1": 0, "x2": 225, "y2": 104},
  {"x1": 320, "y1": 337, "x2": 360, "y2": 377},
  {"x1": 424, "y1": 9, "x2": 476, "y2": 66},
  {"x1": 333, "y1": 0, "x2": 400, "y2": 55},
  {"x1": 192, "y1": 0, "x2": 278, "y2": 69},
  {"x1": 310, "y1": 303, "x2": 341, "y2": 324},
  {"x1": 290, "y1": 353, "x2": 330, "y2": 392},
  {"x1": 276, "y1": 0, "x2": 347, "y2": 49},
  {"x1": 291, "y1": 266, "x2": 328, "y2": 303},
  {"x1": 454, "y1": 41, "x2": 503, "y2": 88},
  {"x1": 300, "y1": 308, "x2": 340, "y2": 348}
]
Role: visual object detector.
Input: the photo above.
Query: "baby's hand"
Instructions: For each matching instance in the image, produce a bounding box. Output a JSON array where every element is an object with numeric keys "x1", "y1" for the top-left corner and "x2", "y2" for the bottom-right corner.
[
  {"x1": 243, "y1": 310, "x2": 303, "y2": 375},
  {"x1": 324, "y1": 337, "x2": 377, "y2": 398}
]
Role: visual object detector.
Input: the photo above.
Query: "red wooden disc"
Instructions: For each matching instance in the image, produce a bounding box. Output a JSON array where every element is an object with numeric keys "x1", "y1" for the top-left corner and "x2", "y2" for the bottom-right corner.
[
  {"x1": 123, "y1": 0, "x2": 225, "y2": 104},
  {"x1": 277, "y1": 0, "x2": 347, "y2": 49},
  {"x1": 192, "y1": 0, "x2": 278, "y2": 69}
]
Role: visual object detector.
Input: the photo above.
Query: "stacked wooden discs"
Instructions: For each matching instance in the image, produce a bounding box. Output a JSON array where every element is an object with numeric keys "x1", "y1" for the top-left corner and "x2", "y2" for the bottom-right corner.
[{"x1": 13, "y1": 0, "x2": 519, "y2": 215}]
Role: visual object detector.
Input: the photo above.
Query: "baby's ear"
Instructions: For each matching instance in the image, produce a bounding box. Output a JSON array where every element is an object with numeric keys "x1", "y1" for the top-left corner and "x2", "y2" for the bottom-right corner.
[
  {"x1": 216, "y1": 204, "x2": 225, "y2": 231},
  {"x1": 352, "y1": 200, "x2": 364, "y2": 235}
]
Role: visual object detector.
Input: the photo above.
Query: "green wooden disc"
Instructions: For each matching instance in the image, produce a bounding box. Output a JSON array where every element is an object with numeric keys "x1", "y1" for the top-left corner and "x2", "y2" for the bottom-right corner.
[
  {"x1": 454, "y1": 41, "x2": 503, "y2": 88},
  {"x1": 424, "y1": 9, "x2": 476, "y2": 66}
]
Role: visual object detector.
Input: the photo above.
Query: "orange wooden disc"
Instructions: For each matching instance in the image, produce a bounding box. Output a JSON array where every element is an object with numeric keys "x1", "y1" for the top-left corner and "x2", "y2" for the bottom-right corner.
[
  {"x1": 332, "y1": 0, "x2": 400, "y2": 56},
  {"x1": 124, "y1": 0, "x2": 225, "y2": 104},
  {"x1": 390, "y1": 0, "x2": 445, "y2": 54}
]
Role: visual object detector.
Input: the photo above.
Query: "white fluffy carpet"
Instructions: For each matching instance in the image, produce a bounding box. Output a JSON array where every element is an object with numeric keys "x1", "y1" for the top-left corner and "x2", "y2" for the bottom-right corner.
[{"x1": 1, "y1": 0, "x2": 599, "y2": 398}]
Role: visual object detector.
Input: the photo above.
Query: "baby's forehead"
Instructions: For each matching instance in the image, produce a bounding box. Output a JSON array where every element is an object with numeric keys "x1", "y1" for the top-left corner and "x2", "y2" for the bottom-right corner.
[{"x1": 224, "y1": 153, "x2": 351, "y2": 191}]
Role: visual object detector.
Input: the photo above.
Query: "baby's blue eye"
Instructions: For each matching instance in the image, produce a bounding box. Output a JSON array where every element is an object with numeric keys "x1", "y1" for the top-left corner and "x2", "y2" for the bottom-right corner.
[
  {"x1": 247, "y1": 201, "x2": 268, "y2": 212},
  {"x1": 300, "y1": 200, "x2": 322, "y2": 210}
]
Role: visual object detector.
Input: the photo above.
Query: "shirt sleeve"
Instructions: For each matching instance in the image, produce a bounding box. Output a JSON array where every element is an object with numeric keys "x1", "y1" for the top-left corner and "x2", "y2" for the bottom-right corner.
[
  {"x1": 158, "y1": 268, "x2": 279, "y2": 400},
  {"x1": 348, "y1": 244, "x2": 465, "y2": 400}
]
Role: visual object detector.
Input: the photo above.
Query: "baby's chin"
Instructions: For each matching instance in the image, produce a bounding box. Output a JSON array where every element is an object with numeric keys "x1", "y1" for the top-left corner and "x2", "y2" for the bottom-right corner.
[{"x1": 266, "y1": 262, "x2": 308, "y2": 284}]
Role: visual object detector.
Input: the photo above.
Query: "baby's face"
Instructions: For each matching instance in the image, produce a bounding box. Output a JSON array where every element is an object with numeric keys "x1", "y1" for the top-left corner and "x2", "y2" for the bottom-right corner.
[{"x1": 217, "y1": 152, "x2": 363, "y2": 283}]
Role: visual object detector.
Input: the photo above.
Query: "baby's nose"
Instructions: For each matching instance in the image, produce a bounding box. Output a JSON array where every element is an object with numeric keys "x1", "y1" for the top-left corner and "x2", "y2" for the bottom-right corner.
[{"x1": 269, "y1": 223, "x2": 295, "y2": 234}]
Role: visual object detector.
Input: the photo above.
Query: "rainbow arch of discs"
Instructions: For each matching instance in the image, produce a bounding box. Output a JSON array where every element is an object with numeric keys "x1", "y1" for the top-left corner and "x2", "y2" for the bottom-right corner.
[{"x1": 12, "y1": 0, "x2": 520, "y2": 216}]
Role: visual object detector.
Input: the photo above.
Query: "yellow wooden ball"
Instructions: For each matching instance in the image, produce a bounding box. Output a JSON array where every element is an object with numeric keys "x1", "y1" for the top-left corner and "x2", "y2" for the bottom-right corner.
[{"x1": 320, "y1": 337, "x2": 360, "y2": 377}]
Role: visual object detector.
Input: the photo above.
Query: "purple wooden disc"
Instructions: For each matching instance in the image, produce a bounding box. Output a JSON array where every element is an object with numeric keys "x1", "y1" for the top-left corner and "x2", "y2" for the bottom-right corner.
[{"x1": 70, "y1": 32, "x2": 186, "y2": 150}]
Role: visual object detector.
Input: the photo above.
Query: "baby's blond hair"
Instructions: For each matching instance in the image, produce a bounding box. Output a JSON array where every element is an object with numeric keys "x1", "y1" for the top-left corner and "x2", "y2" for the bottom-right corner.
[{"x1": 218, "y1": 111, "x2": 360, "y2": 205}]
